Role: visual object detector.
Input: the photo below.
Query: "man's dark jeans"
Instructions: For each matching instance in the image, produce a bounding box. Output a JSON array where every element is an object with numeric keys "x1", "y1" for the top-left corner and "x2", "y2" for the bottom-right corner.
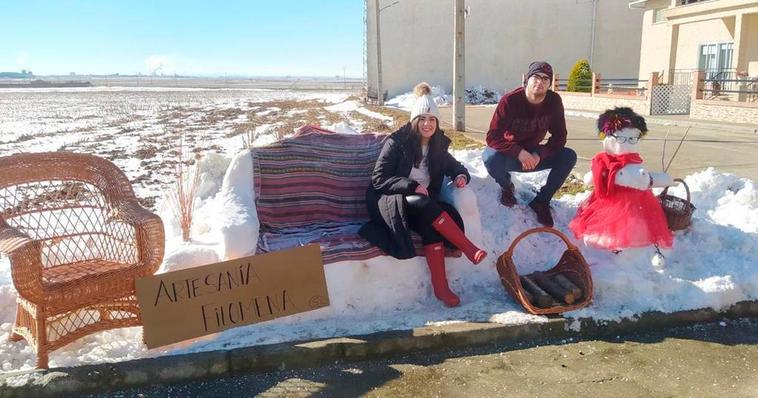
[{"x1": 484, "y1": 147, "x2": 577, "y2": 204}]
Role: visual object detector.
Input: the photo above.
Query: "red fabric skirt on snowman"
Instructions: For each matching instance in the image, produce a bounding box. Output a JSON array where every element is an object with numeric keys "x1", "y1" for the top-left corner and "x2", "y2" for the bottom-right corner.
[{"x1": 569, "y1": 152, "x2": 673, "y2": 250}]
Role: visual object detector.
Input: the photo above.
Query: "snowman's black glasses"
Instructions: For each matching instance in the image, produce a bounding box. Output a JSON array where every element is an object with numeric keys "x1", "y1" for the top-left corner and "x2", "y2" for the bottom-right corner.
[{"x1": 608, "y1": 134, "x2": 640, "y2": 144}]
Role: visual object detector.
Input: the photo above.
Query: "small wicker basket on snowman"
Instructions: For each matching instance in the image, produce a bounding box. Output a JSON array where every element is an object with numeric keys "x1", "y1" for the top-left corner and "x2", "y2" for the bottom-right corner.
[{"x1": 569, "y1": 107, "x2": 674, "y2": 262}]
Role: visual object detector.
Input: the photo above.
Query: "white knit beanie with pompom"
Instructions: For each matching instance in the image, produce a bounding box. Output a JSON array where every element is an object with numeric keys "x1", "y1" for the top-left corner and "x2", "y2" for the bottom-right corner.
[{"x1": 409, "y1": 82, "x2": 440, "y2": 122}]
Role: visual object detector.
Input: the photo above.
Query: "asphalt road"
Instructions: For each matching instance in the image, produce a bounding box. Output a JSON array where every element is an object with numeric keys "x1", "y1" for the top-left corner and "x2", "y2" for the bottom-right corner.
[
  {"x1": 93, "y1": 318, "x2": 758, "y2": 397},
  {"x1": 438, "y1": 105, "x2": 758, "y2": 183}
]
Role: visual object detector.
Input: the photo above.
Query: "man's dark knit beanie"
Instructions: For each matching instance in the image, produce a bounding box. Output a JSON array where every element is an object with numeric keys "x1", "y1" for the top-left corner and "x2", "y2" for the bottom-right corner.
[{"x1": 526, "y1": 61, "x2": 553, "y2": 82}]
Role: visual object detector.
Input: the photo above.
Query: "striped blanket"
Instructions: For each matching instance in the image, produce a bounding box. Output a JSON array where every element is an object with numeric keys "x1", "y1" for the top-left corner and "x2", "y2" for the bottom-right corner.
[{"x1": 252, "y1": 126, "x2": 387, "y2": 264}]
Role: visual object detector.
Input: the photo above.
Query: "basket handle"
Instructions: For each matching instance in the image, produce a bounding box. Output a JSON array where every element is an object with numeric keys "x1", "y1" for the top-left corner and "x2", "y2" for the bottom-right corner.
[
  {"x1": 660, "y1": 178, "x2": 691, "y2": 203},
  {"x1": 505, "y1": 227, "x2": 578, "y2": 258}
]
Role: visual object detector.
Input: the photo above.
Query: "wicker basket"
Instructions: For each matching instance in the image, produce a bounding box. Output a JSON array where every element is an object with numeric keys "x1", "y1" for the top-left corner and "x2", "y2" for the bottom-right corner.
[
  {"x1": 658, "y1": 178, "x2": 695, "y2": 231},
  {"x1": 496, "y1": 227, "x2": 593, "y2": 315}
]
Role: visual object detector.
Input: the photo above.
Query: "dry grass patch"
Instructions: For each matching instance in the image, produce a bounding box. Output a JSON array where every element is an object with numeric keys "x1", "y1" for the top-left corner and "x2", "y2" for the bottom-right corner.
[
  {"x1": 363, "y1": 102, "x2": 482, "y2": 150},
  {"x1": 362, "y1": 104, "x2": 409, "y2": 128},
  {"x1": 134, "y1": 145, "x2": 158, "y2": 160},
  {"x1": 555, "y1": 174, "x2": 589, "y2": 198},
  {"x1": 200, "y1": 107, "x2": 246, "y2": 125},
  {"x1": 228, "y1": 100, "x2": 345, "y2": 141},
  {"x1": 445, "y1": 130, "x2": 484, "y2": 150},
  {"x1": 251, "y1": 99, "x2": 331, "y2": 114},
  {"x1": 346, "y1": 111, "x2": 391, "y2": 133}
]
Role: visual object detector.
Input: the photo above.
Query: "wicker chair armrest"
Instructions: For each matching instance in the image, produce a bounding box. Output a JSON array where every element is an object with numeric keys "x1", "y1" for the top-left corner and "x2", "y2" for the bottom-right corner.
[
  {"x1": 0, "y1": 220, "x2": 45, "y2": 302},
  {"x1": 114, "y1": 200, "x2": 165, "y2": 275}
]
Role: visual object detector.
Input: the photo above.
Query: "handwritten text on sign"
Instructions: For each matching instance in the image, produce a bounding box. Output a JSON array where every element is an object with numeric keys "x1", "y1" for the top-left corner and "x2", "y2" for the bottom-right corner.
[{"x1": 135, "y1": 244, "x2": 329, "y2": 348}]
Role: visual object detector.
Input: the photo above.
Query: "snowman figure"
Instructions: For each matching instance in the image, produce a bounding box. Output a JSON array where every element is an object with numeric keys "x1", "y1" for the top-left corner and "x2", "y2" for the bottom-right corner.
[{"x1": 569, "y1": 107, "x2": 674, "y2": 253}]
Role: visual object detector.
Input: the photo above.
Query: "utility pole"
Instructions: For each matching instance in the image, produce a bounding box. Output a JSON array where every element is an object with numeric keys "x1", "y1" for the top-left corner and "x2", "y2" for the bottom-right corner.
[
  {"x1": 453, "y1": 0, "x2": 465, "y2": 131},
  {"x1": 589, "y1": 0, "x2": 597, "y2": 66},
  {"x1": 374, "y1": 0, "x2": 398, "y2": 105},
  {"x1": 375, "y1": 0, "x2": 384, "y2": 105}
]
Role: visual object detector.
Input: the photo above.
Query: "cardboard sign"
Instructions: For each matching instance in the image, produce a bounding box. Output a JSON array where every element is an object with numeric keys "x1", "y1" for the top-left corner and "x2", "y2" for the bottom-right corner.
[{"x1": 135, "y1": 244, "x2": 329, "y2": 348}]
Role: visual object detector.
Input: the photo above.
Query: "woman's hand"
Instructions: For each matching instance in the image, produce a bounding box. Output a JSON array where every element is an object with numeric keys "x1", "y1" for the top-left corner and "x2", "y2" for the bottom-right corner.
[
  {"x1": 454, "y1": 174, "x2": 467, "y2": 188},
  {"x1": 414, "y1": 184, "x2": 429, "y2": 196}
]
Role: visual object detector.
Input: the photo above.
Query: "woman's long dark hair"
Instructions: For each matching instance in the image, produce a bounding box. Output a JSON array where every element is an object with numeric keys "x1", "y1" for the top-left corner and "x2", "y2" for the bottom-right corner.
[{"x1": 409, "y1": 117, "x2": 443, "y2": 175}]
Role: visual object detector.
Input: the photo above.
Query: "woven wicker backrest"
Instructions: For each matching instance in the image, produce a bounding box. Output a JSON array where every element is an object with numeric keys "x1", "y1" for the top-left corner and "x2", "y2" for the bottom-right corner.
[{"x1": 0, "y1": 153, "x2": 139, "y2": 268}]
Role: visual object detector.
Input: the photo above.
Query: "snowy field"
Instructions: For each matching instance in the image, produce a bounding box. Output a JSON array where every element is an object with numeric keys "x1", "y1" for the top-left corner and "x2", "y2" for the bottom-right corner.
[{"x1": 0, "y1": 87, "x2": 756, "y2": 373}]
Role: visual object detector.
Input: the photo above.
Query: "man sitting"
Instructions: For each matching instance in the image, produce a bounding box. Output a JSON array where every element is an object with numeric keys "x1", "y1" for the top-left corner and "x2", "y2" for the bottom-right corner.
[{"x1": 483, "y1": 61, "x2": 577, "y2": 227}]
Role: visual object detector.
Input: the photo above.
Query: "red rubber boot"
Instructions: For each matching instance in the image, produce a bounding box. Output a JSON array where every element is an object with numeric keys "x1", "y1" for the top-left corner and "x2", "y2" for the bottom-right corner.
[
  {"x1": 431, "y1": 212, "x2": 487, "y2": 265},
  {"x1": 424, "y1": 243, "x2": 460, "y2": 307}
]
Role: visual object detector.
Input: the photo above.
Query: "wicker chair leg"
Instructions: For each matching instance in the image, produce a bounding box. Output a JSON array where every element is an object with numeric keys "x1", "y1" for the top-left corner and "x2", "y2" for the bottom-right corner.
[
  {"x1": 9, "y1": 306, "x2": 23, "y2": 342},
  {"x1": 35, "y1": 317, "x2": 49, "y2": 369},
  {"x1": 36, "y1": 350, "x2": 49, "y2": 370}
]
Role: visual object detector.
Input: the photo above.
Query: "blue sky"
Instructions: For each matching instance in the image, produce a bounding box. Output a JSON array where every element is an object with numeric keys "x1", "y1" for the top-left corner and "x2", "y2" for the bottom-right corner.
[{"x1": 1, "y1": 1, "x2": 364, "y2": 77}]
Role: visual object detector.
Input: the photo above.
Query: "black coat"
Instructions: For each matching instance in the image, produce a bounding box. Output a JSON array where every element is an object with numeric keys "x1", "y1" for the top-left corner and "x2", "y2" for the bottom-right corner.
[{"x1": 359, "y1": 124, "x2": 470, "y2": 259}]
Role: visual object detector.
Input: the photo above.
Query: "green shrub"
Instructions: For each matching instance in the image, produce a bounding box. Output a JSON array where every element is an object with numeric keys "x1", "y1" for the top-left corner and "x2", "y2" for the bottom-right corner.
[{"x1": 567, "y1": 59, "x2": 593, "y2": 92}]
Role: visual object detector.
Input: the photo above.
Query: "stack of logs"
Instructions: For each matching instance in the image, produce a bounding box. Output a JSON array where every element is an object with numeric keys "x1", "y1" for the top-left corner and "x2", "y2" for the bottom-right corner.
[{"x1": 519, "y1": 272, "x2": 584, "y2": 308}]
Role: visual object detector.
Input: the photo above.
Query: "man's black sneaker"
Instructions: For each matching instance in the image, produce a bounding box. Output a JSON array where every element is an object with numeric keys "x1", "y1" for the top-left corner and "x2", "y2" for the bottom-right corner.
[
  {"x1": 528, "y1": 199, "x2": 554, "y2": 227},
  {"x1": 500, "y1": 182, "x2": 517, "y2": 207}
]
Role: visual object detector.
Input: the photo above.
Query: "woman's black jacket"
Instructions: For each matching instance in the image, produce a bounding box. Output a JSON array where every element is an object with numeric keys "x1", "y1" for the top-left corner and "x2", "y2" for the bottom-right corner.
[{"x1": 358, "y1": 123, "x2": 470, "y2": 259}]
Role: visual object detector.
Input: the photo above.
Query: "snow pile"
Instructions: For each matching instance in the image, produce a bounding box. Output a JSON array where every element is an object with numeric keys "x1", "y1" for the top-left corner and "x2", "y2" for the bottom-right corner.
[
  {"x1": 386, "y1": 85, "x2": 504, "y2": 109},
  {"x1": 465, "y1": 85, "x2": 502, "y2": 105},
  {"x1": 0, "y1": 148, "x2": 756, "y2": 370},
  {"x1": 385, "y1": 85, "x2": 452, "y2": 110}
]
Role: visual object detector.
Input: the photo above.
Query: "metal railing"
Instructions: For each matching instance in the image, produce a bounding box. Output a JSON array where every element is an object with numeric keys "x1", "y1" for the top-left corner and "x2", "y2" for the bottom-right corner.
[
  {"x1": 699, "y1": 69, "x2": 758, "y2": 102},
  {"x1": 597, "y1": 78, "x2": 648, "y2": 96},
  {"x1": 663, "y1": 69, "x2": 696, "y2": 86},
  {"x1": 554, "y1": 77, "x2": 647, "y2": 97}
]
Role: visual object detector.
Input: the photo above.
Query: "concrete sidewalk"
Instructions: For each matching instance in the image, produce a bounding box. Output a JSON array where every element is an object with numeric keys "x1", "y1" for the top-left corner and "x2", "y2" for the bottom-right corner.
[
  {"x1": 2, "y1": 301, "x2": 758, "y2": 397},
  {"x1": 438, "y1": 105, "x2": 758, "y2": 182},
  {"x1": 438, "y1": 105, "x2": 758, "y2": 135}
]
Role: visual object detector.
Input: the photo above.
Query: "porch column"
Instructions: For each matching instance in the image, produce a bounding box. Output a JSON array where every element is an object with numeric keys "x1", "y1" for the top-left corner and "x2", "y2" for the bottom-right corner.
[
  {"x1": 667, "y1": 24, "x2": 680, "y2": 78},
  {"x1": 733, "y1": 13, "x2": 749, "y2": 74}
]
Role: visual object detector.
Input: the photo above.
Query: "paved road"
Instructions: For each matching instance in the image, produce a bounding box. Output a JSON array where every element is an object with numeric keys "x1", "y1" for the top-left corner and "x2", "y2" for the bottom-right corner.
[
  {"x1": 438, "y1": 105, "x2": 758, "y2": 183},
  {"x1": 95, "y1": 319, "x2": 758, "y2": 397}
]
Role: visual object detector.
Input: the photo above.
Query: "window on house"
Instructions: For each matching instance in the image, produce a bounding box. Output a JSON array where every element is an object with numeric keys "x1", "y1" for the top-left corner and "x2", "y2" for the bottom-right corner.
[
  {"x1": 653, "y1": 8, "x2": 666, "y2": 23},
  {"x1": 699, "y1": 42, "x2": 734, "y2": 78},
  {"x1": 679, "y1": 0, "x2": 702, "y2": 5}
]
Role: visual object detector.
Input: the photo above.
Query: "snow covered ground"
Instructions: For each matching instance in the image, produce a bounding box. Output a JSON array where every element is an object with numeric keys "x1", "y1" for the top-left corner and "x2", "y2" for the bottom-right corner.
[{"x1": 0, "y1": 87, "x2": 756, "y2": 373}]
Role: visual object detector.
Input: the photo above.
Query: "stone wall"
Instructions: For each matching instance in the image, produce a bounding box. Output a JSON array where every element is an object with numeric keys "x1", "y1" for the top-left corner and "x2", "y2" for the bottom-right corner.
[
  {"x1": 690, "y1": 101, "x2": 758, "y2": 125},
  {"x1": 557, "y1": 93, "x2": 650, "y2": 115}
]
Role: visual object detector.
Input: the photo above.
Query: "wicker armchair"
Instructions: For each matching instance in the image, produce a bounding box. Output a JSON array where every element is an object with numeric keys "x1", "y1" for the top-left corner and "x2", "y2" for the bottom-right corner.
[{"x1": 0, "y1": 152, "x2": 164, "y2": 368}]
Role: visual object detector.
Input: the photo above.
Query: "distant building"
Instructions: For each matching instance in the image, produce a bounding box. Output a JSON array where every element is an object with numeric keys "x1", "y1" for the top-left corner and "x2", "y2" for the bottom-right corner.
[
  {"x1": 365, "y1": 0, "x2": 644, "y2": 98},
  {"x1": 630, "y1": 0, "x2": 758, "y2": 80},
  {"x1": 0, "y1": 70, "x2": 33, "y2": 79}
]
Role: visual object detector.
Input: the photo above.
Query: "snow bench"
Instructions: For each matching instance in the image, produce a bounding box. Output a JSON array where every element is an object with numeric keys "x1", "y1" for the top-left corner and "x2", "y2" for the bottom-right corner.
[{"x1": 217, "y1": 125, "x2": 484, "y2": 264}]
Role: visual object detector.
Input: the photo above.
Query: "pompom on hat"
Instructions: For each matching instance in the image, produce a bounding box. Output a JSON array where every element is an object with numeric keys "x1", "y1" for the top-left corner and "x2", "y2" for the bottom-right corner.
[
  {"x1": 409, "y1": 82, "x2": 440, "y2": 121},
  {"x1": 597, "y1": 107, "x2": 648, "y2": 140}
]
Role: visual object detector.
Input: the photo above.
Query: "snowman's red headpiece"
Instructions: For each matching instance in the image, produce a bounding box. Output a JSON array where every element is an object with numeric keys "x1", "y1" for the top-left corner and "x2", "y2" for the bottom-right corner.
[{"x1": 597, "y1": 107, "x2": 648, "y2": 139}]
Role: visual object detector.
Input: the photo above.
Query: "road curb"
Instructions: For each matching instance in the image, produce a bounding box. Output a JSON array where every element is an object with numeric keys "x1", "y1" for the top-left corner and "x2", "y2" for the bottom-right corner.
[{"x1": 2, "y1": 300, "x2": 758, "y2": 397}]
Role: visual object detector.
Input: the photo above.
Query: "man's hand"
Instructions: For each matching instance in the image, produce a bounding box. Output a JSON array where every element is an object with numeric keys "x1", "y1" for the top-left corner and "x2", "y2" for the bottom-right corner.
[
  {"x1": 454, "y1": 174, "x2": 467, "y2": 188},
  {"x1": 414, "y1": 184, "x2": 429, "y2": 196},
  {"x1": 518, "y1": 150, "x2": 539, "y2": 171}
]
